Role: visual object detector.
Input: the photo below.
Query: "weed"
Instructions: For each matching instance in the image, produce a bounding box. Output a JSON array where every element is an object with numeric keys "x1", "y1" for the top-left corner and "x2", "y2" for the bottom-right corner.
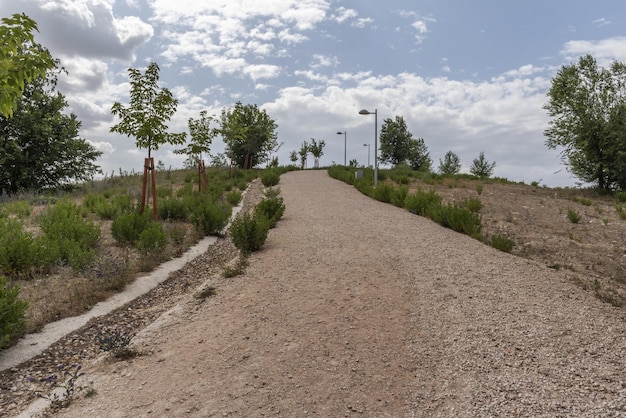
[
  {"x1": 198, "y1": 286, "x2": 217, "y2": 299},
  {"x1": 136, "y1": 221, "x2": 167, "y2": 257},
  {"x1": 230, "y1": 212, "x2": 270, "y2": 254},
  {"x1": 222, "y1": 255, "x2": 249, "y2": 278},
  {"x1": 31, "y1": 363, "x2": 88, "y2": 409},
  {"x1": 263, "y1": 187, "x2": 281, "y2": 198},
  {"x1": 490, "y1": 235, "x2": 514, "y2": 253},
  {"x1": 96, "y1": 328, "x2": 137, "y2": 359},
  {"x1": 404, "y1": 189, "x2": 442, "y2": 216},
  {"x1": 0, "y1": 218, "x2": 39, "y2": 276},
  {"x1": 226, "y1": 190, "x2": 243, "y2": 206},
  {"x1": 547, "y1": 263, "x2": 561, "y2": 270},
  {"x1": 189, "y1": 195, "x2": 232, "y2": 236},
  {"x1": 373, "y1": 183, "x2": 395, "y2": 203},
  {"x1": 463, "y1": 197, "x2": 483, "y2": 213},
  {"x1": 567, "y1": 208, "x2": 581, "y2": 224},
  {"x1": 391, "y1": 185, "x2": 409, "y2": 208},
  {"x1": 254, "y1": 197, "x2": 285, "y2": 228},
  {"x1": 0, "y1": 276, "x2": 28, "y2": 348},
  {"x1": 475, "y1": 183, "x2": 483, "y2": 195},
  {"x1": 111, "y1": 211, "x2": 152, "y2": 246},
  {"x1": 260, "y1": 169, "x2": 280, "y2": 187}
]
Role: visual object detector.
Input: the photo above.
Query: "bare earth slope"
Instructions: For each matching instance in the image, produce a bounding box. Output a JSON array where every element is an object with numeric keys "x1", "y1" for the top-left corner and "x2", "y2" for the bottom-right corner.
[{"x1": 50, "y1": 170, "x2": 626, "y2": 417}]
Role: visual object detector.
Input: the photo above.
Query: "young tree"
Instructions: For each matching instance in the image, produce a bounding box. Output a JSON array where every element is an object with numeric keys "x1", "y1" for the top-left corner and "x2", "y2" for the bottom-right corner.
[
  {"x1": 218, "y1": 102, "x2": 278, "y2": 169},
  {"x1": 470, "y1": 152, "x2": 496, "y2": 177},
  {"x1": 175, "y1": 110, "x2": 215, "y2": 164},
  {"x1": 0, "y1": 14, "x2": 55, "y2": 118},
  {"x1": 407, "y1": 137, "x2": 432, "y2": 172},
  {"x1": 0, "y1": 69, "x2": 102, "y2": 194},
  {"x1": 309, "y1": 138, "x2": 326, "y2": 168},
  {"x1": 438, "y1": 151, "x2": 461, "y2": 175},
  {"x1": 299, "y1": 140, "x2": 310, "y2": 169},
  {"x1": 379, "y1": 115, "x2": 415, "y2": 166},
  {"x1": 110, "y1": 62, "x2": 186, "y2": 159},
  {"x1": 544, "y1": 54, "x2": 626, "y2": 191},
  {"x1": 289, "y1": 150, "x2": 298, "y2": 165}
]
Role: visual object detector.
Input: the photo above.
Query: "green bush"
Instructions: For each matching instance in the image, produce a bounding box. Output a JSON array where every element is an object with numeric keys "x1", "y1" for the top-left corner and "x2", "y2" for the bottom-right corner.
[
  {"x1": 38, "y1": 200, "x2": 100, "y2": 269},
  {"x1": 426, "y1": 203, "x2": 482, "y2": 239},
  {"x1": 463, "y1": 197, "x2": 483, "y2": 213},
  {"x1": 190, "y1": 195, "x2": 232, "y2": 235},
  {"x1": 6, "y1": 200, "x2": 32, "y2": 219},
  {"x1": 260, "y1": 169, "x2": 280, "y2": 187},
  {"x1": 0, "y1": 218, "x2": 38, "y2": 276},
  {"x1": 111, "y1": 193, "x2": 135, "y2": 214},
  {"x1": 404, "y1": 189, "x2": 442, "y2": 216},
  {"x1": 226, "y1": 190, "x2": 243, "y2": 206},
  {"x1": 253, "y1": 197, "x2": 285, "y2": 228},
  {"x1": 615, "y1": 191, "x2": 626, "y2": 203},
  {"x1": 0, "y1": 276, "x2": 28, "y2": 348},
  {"x1": 111, "y1": 211, "x2": 152, "y2": 246},
  {"x1": 373, "y1": 183, "x2": 395, "y2": 203},
  {"x1": 230, "y1": 212, "x2": 270, "y2": 254},
  {"x1": 136, "y1": 221, "x2": 167, "y2": 256},
  {"x1": 391, "y1": 186, "x2": 409, "y2": 207},
  {"x1": 567, "y1": 208, "x2": 581, "y2": 224},
  {"x1": 491, "y1": 234, "x2": 515, "y2": 253},
  {"x1": 158, "y1": 197, "x2": 188, "y2": 221}
]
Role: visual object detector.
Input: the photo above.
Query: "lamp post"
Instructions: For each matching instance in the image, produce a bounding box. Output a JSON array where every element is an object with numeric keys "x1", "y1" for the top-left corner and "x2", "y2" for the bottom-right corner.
[
  {"x1": 363, "y1": 143, "x2": 370, "y2": 168},
  {"x1": 359, "y1": 109, "x2": 378, "y2": 186},
  {"x1": 336, "y1": 131, "x2": 347, "y2": 166}
]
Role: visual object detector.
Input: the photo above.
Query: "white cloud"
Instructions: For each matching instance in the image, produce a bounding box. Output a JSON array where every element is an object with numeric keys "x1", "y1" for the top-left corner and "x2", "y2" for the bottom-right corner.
[
  {"x1": 561, "y1": 37, "x2": 626, "y2": 66},
  {"x1": 333, "y1": 7, "x2": 358, "y2": 23},
  {"x1": 243, "y1": 64, "x2": 282, "y2": 81},
  {"x1": 88, "y1": 140, "x2": 115, "y2": 154},
  {"x1": 352, "y1": 18, "x2": 374, "y2": 29},
  {"x1": 593, "y1": 18, "x2": 611, "y2": 27}
]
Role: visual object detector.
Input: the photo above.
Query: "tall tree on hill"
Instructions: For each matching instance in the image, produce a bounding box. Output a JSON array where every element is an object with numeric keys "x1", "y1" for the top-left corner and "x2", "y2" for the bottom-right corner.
[
  {"x1": 380, "y1": 115, "x2": 431, "y2": 170},
  {"x1": 218, "y1": 102, "x2": 278, "y2": 169},
  {"x1": 309, "y1": 138, "x2": 326, "y2": 168},
  {"x1": 0, "y1": 68, "x2": 102, "y2": 194},
  {"x1": 544, "y1": 54, "x2": 626, "y2": 191},
  {"x1": 438, "y1": 151, "x2": 461, "y2": 175}
]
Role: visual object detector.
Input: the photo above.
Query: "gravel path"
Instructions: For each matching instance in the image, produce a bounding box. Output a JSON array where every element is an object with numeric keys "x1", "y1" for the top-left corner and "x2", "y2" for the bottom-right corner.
[{"x1": 39, "y1": 170, "x2": 626, "y2": 416}]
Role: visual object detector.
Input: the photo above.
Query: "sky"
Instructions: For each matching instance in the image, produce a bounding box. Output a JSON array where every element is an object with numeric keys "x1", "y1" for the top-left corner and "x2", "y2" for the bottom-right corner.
[{"x1": 2, "y1": 0, "x2": 626, "y2": 187}]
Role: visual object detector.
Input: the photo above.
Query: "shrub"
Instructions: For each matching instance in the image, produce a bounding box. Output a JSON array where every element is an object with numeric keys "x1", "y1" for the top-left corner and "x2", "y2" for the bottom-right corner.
[
  {"x1": 38, "y1": 200, "x2": 100, "y2": 269},
  {"x1": 404, "y1": 189, "x2": 442, "y2": 216},
  {"x1": 615, "y1": 191, "x2": 626, "y2": 203},
  {"x1": 567, "y1": 208, "x2": 581, "y2": 224},
  {"x1": 426, "y1": 203, "x2": 482, "y2": 239},
  {"x1": 463, "y1": 197, "x2": 483, "y2": 213},
  {"x1": 491, "y1": 234, "x2": 515, "y2": 253},
  {"x1": 263, "y1": 187, "x2": 281, "y2": 198},
  {"x1": 373, "y1": 183, "x2": 395, "y2": 203},
  {"x1": 0, "y1": 218, "x2": 38, "y2": 276},
  {"x1": 253, "y1": 197, "x2": 285, "y2": 228},
  {"x1": 111, "y1": 211, "x2": 152, "y2": 246},
  {"x1": 260, "y1": 169, "x2": 280, "y2": 187},
  {"x1": 6, "y1": 200, "x2": 32, "y2": 219},
  {"x1": 0, "y1": 276, "x2": 28, "y2": 348},
  {"x1": 136, "y1": 221, "x2": 167, "y2": 257},
  {"x1": 226, "y1": 190, "x2": 243, "y2": 206},
  {"x1": 391, "y1": 186, "x2": 409, "y2": 208},
  {"x1": 230, "y1": 212, "x2": 270, "y2": 254},
  {"x1": 158, "y1": 197, "x2": 188, "y2": 221},
  {"x1": 190, "y1": 195, "x2": 232, "y2": 235}
]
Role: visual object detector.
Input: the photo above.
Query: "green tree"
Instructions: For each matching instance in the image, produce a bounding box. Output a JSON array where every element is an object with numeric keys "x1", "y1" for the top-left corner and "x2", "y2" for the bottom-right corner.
[
  {"x1": 544, "y1": 54, "x2": 626, "y2": 191},
  {"x1": 289, "y1": 150, "x2": 298, "y2": 164},
  {"x1": 407, "y1": 137, "x2": 432, "y2": 171},
  {"x1": 309, "y1": 138, "x2": 326, "y2": 168},
  {"x1": 0, "y1": 70, "x2": 102, "y2": 194},
  {"x1": 175, "y1": 110, "x2": 215, "y2": 164},
  {"x1": 438, "y1": 151, "x2": 461, "y2": 175},
  {"x1": 110, "y1": 62, "x2": 185, "y2": 159},
  {"x1": 218, "y1": 102, "x2": 277, "y2": 169},
  {"x1": 380, "y1": 116, "x2": 416, "y2": 166},
  {"x1": 298, "y1": 140, "x2": 309, "y2": 169},
  {"x1": 469, "y1": 152, "x2": 496, "y2": 177},
  {"x1": 0, "y1": 14, "x2": 55, "y2": 118}
]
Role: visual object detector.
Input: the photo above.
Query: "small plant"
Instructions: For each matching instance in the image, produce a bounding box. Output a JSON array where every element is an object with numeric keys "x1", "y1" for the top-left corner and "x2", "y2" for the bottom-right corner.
[
  {"x1": 490, "y1": 234, "x2": 514, "y2": 253},
  {"x1": 96, "y1": 328, "x2": 136, "y2": 359},
  {"x1": 475, "y1": 183, "x2": 484, "y2": 195},
  {"x1": 0, "y1": 276, "x2": 28, "y2": 348},
  {"x1": 260, "y1": 169, "x2": 280, "y2": 187},
  {"x1": 547, "y1": 263, "x2": 561, "y2": 270},
  {"x1": 32, "y1": 363, "x2": 88, "y2": 409},
  {"x1": 263, "y1": 187, "x2": 281, "y2": 198},
  {"x1": 198, "y1": 286, "x2": 217, "y2": 299},
  {"x1": 578, "y1": 197, "x2": 592, "y2": 206},
  {"x1": 404, "y1": 189, "x2": 442, "y2": 216},
  {"x1": 222, "y1": 255, "x2": 249, "y2": 278},
  {"x1": 230, "y1": 212, "x2": 270, "y2": 254},
  {"x1": 226, "y1": 189, "x2": 243, "y2": 206},
  {"x1": 372, "y1": 183, "x2": 395, "y2": 203},
  {"x1": 253, "y1": 197, "x2": 285, "y2": 228},
  {"x1": 111, "y1": 211, "x2": 152, "y2": 246},
  {"x1": 189, "y1": 195, "x2": 232, "y2": 236},
  {"x1": 391, "y1": 185, "x2": 409, "y2": 208},
  {"x1": 567, "y1": 208, "x2": 581, "y2": 224},
  {"x1": 463, "y1": 197, "x2": 483, "y2": 213}
]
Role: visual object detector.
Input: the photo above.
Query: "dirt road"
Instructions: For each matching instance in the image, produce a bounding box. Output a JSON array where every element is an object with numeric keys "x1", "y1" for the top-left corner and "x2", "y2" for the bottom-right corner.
[{"x1": 50, "y1": 170, "x2": 626, "y2": 417}]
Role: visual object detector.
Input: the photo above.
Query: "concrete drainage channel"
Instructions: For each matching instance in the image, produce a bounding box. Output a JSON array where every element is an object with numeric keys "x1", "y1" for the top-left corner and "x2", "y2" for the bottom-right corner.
[{"x1": 0, "y1": 193, "x2": 247, "y2": 373}]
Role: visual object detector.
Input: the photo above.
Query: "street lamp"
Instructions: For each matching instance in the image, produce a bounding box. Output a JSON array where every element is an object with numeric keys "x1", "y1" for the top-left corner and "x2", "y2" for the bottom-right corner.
[
  {"x1": 336, "y1": 131, "x2": 347, "y2": 166},
  {"x1": 359, "y1": 108, "x2": 378, "y2": 186},
  {"x1": 363, "y1": 143, "x2": 370, "y2": 168}
]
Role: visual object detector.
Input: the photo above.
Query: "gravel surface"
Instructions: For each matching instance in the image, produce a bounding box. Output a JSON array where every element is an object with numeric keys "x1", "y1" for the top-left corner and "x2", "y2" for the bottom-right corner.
[{"x1": 7, "y1": 170, "x2": 626, "y2": 417}]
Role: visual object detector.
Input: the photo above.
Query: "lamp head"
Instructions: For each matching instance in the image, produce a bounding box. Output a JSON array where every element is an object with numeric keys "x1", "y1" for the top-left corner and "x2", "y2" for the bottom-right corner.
[
  {"x1": 359, "y1": 109, "x2": 370, "y2": 115},
  {"x1": 336, "y1": 131, "x2": 344, "y2": 135}
]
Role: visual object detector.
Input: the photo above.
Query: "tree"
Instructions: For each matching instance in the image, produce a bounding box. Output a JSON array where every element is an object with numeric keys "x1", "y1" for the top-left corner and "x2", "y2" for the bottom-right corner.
[
  {"x1": 544, "y1": 54, "x2": 626, "y2": 191},
  {"x1": 218, "y1": 102, "x2": 278, "y2": 169},
  {"x1": 470, "y1": 152, "x2": 496, "y2": 177},
  {"x1": 175, "y1": 110, "x2": 215, "y2": 164},
  {"x1": 438, "y1": 151, "x2": 461, "y2": 175},
  {"x1": 0, "y1": 69, "x2": 102, "y2": 194},
  {"x1": 379, "y1": 116, "x2": 414, "y2": 166},
  {"x1": 289, "y1": 150, "x2": 298, "y2": 165},
  {"x1": 407, "y1": 137, "x2": 432, "y2": 172},
  {"x1": 298, "y1": 140, "x2": 309, "y2": 169},
  {"x1": 110, "y1": 62, "x2": 186, "y2": 159},
  {"x1": 0, "y1": 14, "x2": 55, "y2": 118},
  {"x1": 309, "y1": 138, "x2": 326, "y2": 168}
]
